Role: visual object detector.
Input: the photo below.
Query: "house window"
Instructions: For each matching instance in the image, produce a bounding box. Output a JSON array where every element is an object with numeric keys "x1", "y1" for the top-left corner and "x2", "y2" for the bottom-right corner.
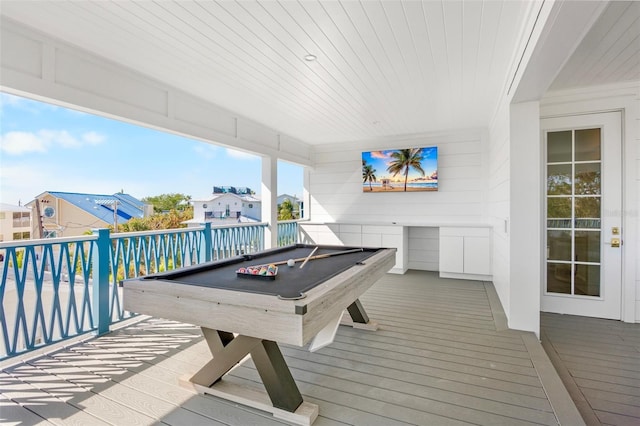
[
  {"x1": 12, "y1": 231, "x2": 30, "y2": 240},
  {"x1": 12, "y1": 212, "x2": 30, "y2": 227},
  {"x1": 43, "y1": 206, "x2": 55, "y2": 218},
  {"x1": 248, "y1": 204, "x2": 253, "y2": 208}
]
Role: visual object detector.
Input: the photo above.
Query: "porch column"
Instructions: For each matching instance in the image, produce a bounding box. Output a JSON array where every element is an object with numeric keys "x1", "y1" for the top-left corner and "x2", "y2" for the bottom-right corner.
[
  {"x1": 509, "y1": 101, "x2": 541, "y2": 335},
  {"x1": 302, "y1": 166, "x2": 311, "y2": 220},
  {"x1": 261, "y1": 156, "x2": 278, "y2": 249}
]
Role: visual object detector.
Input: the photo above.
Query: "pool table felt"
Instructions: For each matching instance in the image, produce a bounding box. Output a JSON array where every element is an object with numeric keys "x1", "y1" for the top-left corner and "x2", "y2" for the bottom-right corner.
[{"x1": 142, "y1": 245, "x2": 380, "y2": 300}]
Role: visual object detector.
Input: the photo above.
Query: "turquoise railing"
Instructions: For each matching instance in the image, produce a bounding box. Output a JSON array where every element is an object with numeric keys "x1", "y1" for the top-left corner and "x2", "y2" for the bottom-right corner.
[
  {"x1": 278, "y1": 220, "x2": 300, "y2": 246},
  {"x1": 0, "y1": 221, "x2": 298, "y2": 359}
]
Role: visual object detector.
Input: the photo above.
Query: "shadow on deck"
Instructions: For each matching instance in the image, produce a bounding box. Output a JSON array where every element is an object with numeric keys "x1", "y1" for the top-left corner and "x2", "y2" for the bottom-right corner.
[{"x1": 1, "y1": 271, "x2": 589, "y2": 425}]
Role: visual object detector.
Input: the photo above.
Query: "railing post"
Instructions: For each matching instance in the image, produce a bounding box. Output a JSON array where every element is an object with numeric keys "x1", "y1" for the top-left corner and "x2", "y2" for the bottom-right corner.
[
  {"x1": 92, "y1": 228, "x2": 111, "y2": 335},
  {"x1": 200, "y1": 222, "x2": 212, "y2": 263}
]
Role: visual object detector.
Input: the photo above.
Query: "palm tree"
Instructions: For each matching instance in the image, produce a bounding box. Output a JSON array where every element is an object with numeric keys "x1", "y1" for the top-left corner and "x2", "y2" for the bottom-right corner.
[
  {"x1": 278, "y1": 198, "x2": 296, "y2": 220},
  {"x1": 362, "y1": 163, "x2": 377, "y2": 191},
  {"x1": 387, "y1": 148, "x2": 425, "y2": 191}
]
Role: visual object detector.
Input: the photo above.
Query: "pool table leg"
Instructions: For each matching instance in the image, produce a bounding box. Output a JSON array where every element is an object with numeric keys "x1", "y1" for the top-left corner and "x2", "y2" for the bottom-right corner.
[
  {"x1": 346, "y1": 299, "x2": 370, "y2": 323},
  {"x1": 183, "y1": 327, "x2": 316, "y2": 424},
  {"x1": 250, "y1": 339, "x2": 304, "y2": 411},
  {"x1": 342, "y1": 298, "x2": 379, "y2": 331}
]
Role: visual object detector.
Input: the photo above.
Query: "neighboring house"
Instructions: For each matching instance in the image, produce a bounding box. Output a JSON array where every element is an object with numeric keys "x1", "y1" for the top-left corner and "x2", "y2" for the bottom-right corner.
[
  {"x1": 186, "y1": 193, "x2": 260, "y2": 227},
  {"x1": 0, "y1": 203, "x2": 31, "y2": 242},
  {"x1": 277, "y1": 194, "x2": 302, "y2": 218},
  {"x1": 187, "y1": 193, "x2": 301, "y2": 227},
  {"x1": 25, "y1": 191, "x2": 151, "y2": 238}
]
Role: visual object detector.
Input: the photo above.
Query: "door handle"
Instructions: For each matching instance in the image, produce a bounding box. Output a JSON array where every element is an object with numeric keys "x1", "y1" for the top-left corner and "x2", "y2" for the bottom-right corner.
[{"x1": 611, "y1": 238, "x2": 621, "y2": 248}]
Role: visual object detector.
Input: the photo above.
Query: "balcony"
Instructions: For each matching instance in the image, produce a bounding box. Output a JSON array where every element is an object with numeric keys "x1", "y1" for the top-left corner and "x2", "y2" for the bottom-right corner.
[{"x1": 1, "y1": 222, "x2": 638, "y2": 425}]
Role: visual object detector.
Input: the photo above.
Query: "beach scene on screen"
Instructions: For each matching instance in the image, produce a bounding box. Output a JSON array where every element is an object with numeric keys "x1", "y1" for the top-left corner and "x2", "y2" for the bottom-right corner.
[{"x1": 362, "y1": 147, "x2": 438, "y2": 192}]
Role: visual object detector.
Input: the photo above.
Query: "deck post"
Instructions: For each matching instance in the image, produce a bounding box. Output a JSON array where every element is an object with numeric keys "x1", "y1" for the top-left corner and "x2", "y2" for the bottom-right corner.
[
  {"x1": 261, "y1": 155, "x2": 278, "y2": 249},
  {"x1": 92, "y1": 228, "x2": 111, "y2": 335},
  {"x1": 200, "y1": 222, "x2": 212, "y2": 263}
]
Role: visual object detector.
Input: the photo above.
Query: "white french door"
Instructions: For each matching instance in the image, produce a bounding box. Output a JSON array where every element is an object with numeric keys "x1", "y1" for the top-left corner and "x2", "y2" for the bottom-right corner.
[{"x1": 541, "y1": 112, "x2": 622, "y2": 319}]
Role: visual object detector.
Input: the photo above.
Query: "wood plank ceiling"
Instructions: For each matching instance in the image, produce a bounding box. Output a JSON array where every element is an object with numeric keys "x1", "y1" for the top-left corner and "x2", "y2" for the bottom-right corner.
[
  {"x1": 1, "y1": 1, "x2": 637, "y2": 145},
  {"x1": 550, "y1": 1, "x2": 640, "y2": 91}
]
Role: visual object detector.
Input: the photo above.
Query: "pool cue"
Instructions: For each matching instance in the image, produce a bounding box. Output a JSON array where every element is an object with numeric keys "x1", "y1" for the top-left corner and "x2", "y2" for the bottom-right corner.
[
  {"x1": 267, "y1": 247, "x2": 366, "y2": 267},
  {"x1": 299, "y1": 246, "x2": 319, "y2": 269}
]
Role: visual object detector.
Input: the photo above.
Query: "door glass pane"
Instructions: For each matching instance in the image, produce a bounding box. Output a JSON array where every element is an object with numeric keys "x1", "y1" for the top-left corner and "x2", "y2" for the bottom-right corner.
[
  {"x1": 575, "y1": 231, "x2": 600, "y2": 263},
  {"x1": 574, "y1": 264, "x2": 600, "y2": 296},
  {"x1": 575, "y1": 128, "x2": 601, "y2": 161},
  {"x1": 547, "y1": 164, "x2": 572, "y2": 195},
  {"x1": 575, "y1": 163, "x2": 601, "y2": 195},
  {"x1": 547, "y1": 131, "x2": 572, "y2": 162},
  {"x1": 575, "y1": 197, "x2": 600, "y2": 229},
  {"x1": 546, "y1": 126, "x2": 601, "y2": 297},
  {"x1": 547, "y1": 263, "x2": 572, "y2": 294},
  {"x1": 547, "y1": 197, "x2": 571, "y2": 219},
  {"x1": 547, "y1": 230, "x2": 571, "y2": 261}
]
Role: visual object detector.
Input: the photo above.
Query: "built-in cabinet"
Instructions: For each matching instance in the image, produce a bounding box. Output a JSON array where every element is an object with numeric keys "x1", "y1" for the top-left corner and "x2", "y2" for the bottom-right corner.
[
  {"x1": 300, "y1": 223, "x2": 408, "y2": 273},
  {"x1": 439, "y1": 227, "x2": 491, "y2": 280},
  {"x1": 300, "y1": 223, "x2": 492, "y2": 280}
]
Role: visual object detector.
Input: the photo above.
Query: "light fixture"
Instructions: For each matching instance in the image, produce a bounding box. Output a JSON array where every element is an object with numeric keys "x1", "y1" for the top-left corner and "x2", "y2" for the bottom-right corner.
[{"x1": 303, "y1": 54, "x2": 317, "y2": 62}]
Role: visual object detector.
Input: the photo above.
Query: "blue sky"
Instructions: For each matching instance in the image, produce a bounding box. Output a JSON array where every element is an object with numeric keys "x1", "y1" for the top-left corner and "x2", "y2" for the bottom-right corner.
[{"x1": 0, "y1": 93, "x2": 303, "y2": 206}]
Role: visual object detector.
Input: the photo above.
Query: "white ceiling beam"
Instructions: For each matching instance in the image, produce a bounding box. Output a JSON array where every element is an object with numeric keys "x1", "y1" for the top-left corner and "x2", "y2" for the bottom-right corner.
[{"x1": 511, "y1": 0, "x2": 610, "y2": 103}]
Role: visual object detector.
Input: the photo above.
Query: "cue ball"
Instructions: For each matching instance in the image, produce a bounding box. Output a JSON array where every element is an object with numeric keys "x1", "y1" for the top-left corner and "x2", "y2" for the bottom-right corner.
[{"x1": 287, "y1": 259, "x2": 295, "y2": 267}]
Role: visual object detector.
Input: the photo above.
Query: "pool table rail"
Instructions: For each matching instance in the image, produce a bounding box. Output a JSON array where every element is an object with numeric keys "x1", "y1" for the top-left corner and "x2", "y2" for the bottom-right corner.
[{"x1": 123, "y1": 247, "x2": 396, "y2": 347}]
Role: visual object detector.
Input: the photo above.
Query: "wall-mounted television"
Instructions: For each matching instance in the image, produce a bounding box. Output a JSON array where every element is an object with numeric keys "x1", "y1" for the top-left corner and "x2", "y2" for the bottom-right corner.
[{"x1": 362, "y1": 146, "x2": 438, "y2": 192}]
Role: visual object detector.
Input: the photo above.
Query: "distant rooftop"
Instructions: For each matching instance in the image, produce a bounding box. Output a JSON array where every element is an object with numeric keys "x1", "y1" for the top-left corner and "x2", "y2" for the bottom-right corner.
[
  {"x1": 0, "y1": 203, "x2": 30, "y2": 213},
  {"x1": 36, "y1": 191, "x2": 146, "y2": 224},
  {"x1": 213, "y1": 186, "x2": 253, "y2": 195}
]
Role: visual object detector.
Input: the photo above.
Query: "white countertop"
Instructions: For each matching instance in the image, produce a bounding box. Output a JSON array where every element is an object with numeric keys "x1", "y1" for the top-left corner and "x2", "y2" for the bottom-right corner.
[{"x1": 302, "y1": 221, "x2": 493, "y2": 228}]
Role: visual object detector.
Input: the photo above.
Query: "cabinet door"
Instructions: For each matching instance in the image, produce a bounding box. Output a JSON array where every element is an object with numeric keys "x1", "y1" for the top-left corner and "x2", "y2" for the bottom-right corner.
[
  {"x1": 463, "y1": 237, "x2": 491, "y2": 275},
  {"x1": 439, "y1": 236, "x2": 464, "y2": 273}
]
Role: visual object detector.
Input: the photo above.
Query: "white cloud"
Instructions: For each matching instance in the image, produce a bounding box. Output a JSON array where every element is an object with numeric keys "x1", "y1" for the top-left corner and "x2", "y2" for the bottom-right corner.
[
  {"x1": 39, "y1": 130, "x2": 80, "y2": 148},
  {"x1": 226, "y1": 148, "x2": 259, "y2": 161},
  {"x1": 0, "y1": 129, "x2": 107, "y2": 155},
  {"x1": 0, "y1": 93, "x2": 59, "y2": 115},
  {"x1": 0, "y1": 131, "x2": 48, "y2": 154},
  {"x1": 82, "y1": 131, "x2": 106, "y2": 145},
  {"x1": 193, "y1": 143, "x2": 219, "y2": 159},
  {"x1": 0, "y1": 93, "x2": 23, "y2": 108}
]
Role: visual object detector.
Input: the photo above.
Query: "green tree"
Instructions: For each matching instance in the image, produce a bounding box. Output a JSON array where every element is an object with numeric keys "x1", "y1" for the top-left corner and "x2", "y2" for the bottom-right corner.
[
  {"x1": 115, "y1": 207, "x2": 194, "y2": 232},
  {"x1": 387, "y1": 148, "x2": 425, "y2": 191},
  {"x1": 142, "y1": 193, "x2": 192, "y2": 213},
  {"x1": 278, "y1": 198, "x2": 297, "y2": 220},
  {"x1": 362, "y1": 163, "x2": 377, "y2": 191}
]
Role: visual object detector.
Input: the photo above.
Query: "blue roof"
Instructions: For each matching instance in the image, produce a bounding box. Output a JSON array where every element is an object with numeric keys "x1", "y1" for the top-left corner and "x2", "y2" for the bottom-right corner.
[{"x1": 46, "y1": 191, "x2": 145, "y2": 224}]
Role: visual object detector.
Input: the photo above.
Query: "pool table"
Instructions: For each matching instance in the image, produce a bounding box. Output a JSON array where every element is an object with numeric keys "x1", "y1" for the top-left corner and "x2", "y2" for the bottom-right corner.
[{"x1": 123, "y1": 244, "x2": 396, "y2": 425}]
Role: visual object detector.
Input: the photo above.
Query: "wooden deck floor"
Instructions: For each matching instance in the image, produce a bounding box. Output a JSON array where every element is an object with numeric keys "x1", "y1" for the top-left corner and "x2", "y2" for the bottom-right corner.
[
  {"x1": 1, "y1": 271, "x2": 572, "y2": 425},
  {"x1": 541, "y1": 312, "x2": 640, "y2": 426}
]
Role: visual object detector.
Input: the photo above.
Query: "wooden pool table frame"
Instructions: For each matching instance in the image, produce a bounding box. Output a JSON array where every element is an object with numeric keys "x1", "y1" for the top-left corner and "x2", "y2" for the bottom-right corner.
[{"x1": 123, "y1": 246, "x2": 396, "y2": 425}]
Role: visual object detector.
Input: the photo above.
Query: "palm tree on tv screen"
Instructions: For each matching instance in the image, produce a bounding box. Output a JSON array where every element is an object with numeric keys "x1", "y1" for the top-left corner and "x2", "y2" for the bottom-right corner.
[
  {"x1": 387, "y1": 148, "x2": 425, "y2": 191},
  {"x1": 362, "y1": 163, "x2": 377, "y2": 191}
]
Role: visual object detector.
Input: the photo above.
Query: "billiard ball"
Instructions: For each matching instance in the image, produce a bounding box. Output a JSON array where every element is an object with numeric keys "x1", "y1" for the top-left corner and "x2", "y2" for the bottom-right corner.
[{"x1": 287, "y1": 259, "x2": 295, "y2": 267}]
